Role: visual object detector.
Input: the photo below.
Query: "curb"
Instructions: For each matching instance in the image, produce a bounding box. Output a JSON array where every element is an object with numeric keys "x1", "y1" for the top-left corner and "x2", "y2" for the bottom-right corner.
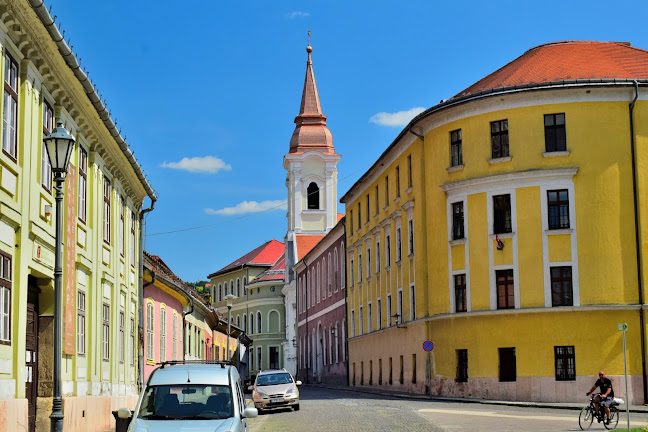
[{"x1": 307, "y1": 384, "x2": 648, "y2": 414}]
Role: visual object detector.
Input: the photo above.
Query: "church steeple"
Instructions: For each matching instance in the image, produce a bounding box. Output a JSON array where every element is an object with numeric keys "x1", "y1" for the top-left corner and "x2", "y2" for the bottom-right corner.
[{"x1": 289, "y1": 33, "x2": 334, "y2": 154}]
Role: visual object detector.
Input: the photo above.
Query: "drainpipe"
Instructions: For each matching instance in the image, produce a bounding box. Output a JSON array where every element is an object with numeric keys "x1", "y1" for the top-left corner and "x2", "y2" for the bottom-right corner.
[
  {"x1": 138, "y1": 199, "x2": 156, "y2": 392},
  {"x1": 182, "y1": 296, "x2": 195, "y2": 361},
  {"x1": 629, "y1": 80, "x2": 648, "y2": 404}
]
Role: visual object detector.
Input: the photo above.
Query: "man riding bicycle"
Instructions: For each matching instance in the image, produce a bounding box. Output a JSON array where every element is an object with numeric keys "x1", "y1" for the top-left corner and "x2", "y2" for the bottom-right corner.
[{"x1": 586, "y1": 371, "x2": 614, "y2": 424}]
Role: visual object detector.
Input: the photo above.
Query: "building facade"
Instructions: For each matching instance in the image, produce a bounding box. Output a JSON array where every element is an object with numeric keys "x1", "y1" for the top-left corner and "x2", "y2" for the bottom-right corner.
[
  {"x1": 341, "y1": 41, "x2": 648, "y2": 404},
  {"x1": 295, "y1": 217, "x2": 348, "y2": 384},
  {"x1": 282, "y1": 40, "x2": 342, "y2": 376},
  {"x1": 0, "y1": 1, "x2": 157, "y2": 430},
  {"x1": 209, "y1": 239, "x2": 284, "y2": 377}
]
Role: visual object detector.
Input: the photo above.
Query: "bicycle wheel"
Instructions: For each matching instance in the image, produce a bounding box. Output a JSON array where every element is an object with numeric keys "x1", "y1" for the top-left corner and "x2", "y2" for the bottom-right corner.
[
  {"x1": 604, "y1": 406, "x2": 619, "y2": 430},
  {"x1": 579, "y1": 406, "x2": 594, "y2": 430}
]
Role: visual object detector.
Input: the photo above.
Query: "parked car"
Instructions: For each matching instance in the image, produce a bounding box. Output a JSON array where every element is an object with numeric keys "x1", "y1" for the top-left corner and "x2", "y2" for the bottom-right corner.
[
  {"x1": 249, "y1": 369, "x2": 302, "y2": 412},
  {"x1": 117, "y1": 361, "x2": 257, "y2": 431}
]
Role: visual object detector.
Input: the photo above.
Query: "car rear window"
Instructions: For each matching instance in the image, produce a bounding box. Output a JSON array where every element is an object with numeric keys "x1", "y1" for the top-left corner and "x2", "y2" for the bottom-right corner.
[{"x1": 137, "y1": 384, "x2": 233, "y2": 420}]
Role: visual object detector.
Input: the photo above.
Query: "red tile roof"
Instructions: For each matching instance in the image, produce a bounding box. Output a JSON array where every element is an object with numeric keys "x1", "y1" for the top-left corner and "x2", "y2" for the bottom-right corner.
[
  {"x1": 208, "y1": 239, "x2": 285, "y2": 278},
  {"x1": 143, "y1": 251, "x2": 207, "y2": 305},
  {"x1": 455, "y1": 41, "x2": 648, "y2": 99},
  {"x1": 337, "y1": 213, "x2": 345, "y2": 223},
  {"x1": 295, "y1": 234, "x2": 325, "y2": 261},
  {"x1": 251, "y1": 255, "x2": 286, "y2": 283}
]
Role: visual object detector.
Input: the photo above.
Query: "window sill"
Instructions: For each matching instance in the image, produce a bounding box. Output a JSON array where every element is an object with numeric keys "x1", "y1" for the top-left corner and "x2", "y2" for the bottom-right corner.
[
  {"x1": 385, "y1": 265, "x2": 391, "y2": 271},
  {"x1": 490, "y1": 232, "x2": 515, "y2": 239},
  {"x1": 374, "y1": 214, "x2": 379, "y2": 220},
  {"x1": 383, "y1": 205, "x2": 390, "y2": 212},
  {"x1": 449, "y1": 238, "x2": 466, "y2": 246},
  {"x1": 394, "y1": 196, "x2": 401, "y2": 204},
  {"x1": 447, "y1": 164, "x2": 464, "y2": 173},
  {"x1": 488, "y1": 156, "x2": 512, "y2": 164},
  {"x1": 406, "y1": 187, "x2": 413, "y2": 194},
  {"x1": 408, "y1": 252, "x2": 414, "y2": 259},
  {"x1": 304, "y1": 209, "x2": 325, "y2": 215},
  {"x1": 546, "y1": 228, "x2": 573, "y2": 235},
  {"x1": 542, "y1": 150, "x2": 570, "y2": 158}
]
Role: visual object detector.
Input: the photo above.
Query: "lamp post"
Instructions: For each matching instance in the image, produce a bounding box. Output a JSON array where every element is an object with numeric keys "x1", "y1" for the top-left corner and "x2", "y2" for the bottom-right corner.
[
  {"x1": 224, "y1": 294, "x2": 237, "y2": 362},
  {"x1": 44, "y1": 120, "x2": 76, "y2": 432}
]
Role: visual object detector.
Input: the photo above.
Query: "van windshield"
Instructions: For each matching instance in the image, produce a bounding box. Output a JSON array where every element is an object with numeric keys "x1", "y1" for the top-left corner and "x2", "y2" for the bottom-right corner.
[
  {"x1": 137, "y1": 384, "x2": 234, "y2": 420},
  {"x1": 256, "y1": 372, "x2": 293, "y2": 386}
]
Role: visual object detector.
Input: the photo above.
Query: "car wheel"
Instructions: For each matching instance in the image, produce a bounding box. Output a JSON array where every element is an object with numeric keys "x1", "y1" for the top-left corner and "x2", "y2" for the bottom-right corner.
[{"x1": 293, "y1": 404, "x2": 300, "y2": 411}]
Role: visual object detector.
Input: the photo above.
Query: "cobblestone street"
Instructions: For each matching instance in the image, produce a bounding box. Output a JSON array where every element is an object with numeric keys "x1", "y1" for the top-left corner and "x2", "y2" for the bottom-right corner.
[{"x1": 247, "y1": 386, "x2": 648, "y2": 432}]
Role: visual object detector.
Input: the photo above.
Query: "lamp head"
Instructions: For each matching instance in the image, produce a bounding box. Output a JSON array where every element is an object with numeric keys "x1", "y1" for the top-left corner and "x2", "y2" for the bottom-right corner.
[
  {"x1": 44, "y1": 120, "x2": 75, "y2": 174},
  {"x1": 224, "y1": 293, "x2": 237, "y2": 307}
]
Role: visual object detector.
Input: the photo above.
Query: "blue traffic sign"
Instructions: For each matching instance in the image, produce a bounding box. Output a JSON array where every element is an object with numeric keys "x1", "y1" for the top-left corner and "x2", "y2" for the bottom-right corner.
[{"x1": 423, "y1": 340, "x2": 434, "y2": 352}]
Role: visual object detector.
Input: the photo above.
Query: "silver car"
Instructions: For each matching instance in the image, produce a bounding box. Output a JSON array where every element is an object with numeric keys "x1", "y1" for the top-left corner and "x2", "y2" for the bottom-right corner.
[{"x1": 118, "y1": 362, "x2": 257, "y2": 431}]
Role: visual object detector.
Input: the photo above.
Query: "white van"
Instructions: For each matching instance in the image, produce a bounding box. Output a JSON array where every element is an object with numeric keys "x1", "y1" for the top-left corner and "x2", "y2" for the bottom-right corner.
[{"x1": 118, "y1": 361, "x2": 258, "y2": 432}]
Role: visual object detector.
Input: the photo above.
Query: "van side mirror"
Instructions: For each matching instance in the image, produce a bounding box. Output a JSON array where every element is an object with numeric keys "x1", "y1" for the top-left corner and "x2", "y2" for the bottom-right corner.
[
  {"x1": 117, "y1": 408, "x2": 132, "y2": 419},
  {"x1": 242, "y1": 407, "x2": 258, "y2": 418},
  {"x1": 295, "y1": 380, "x2": 302, "y2": 386}
]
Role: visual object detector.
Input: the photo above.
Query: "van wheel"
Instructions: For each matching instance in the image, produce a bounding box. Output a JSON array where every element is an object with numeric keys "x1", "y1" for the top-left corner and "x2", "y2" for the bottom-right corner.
[{"x1": 293, "y1": 404, "x2": 300, "y2": 411}]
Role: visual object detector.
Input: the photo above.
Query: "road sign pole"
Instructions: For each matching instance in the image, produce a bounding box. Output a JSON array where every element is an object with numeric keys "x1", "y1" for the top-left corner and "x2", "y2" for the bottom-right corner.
[{"x1": 623, "y1": 329, "x2": 630, "y2": 431}]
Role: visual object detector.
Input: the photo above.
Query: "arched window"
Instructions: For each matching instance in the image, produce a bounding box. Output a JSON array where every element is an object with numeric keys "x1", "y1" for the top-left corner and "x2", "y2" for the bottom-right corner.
[
  {"x1": 218, "y1": 284, "x2": 222, "y2": 301},
  {"x1": 230, "y1": 280, "x2": 234, "y2": 294},
  {"x1": 249, "y1": 313, "x2": 254, "y2": 334},
  {"x1": 340, "y1": 242, "x2": 346, "y2": 288},
  {"x1": 243, "y1": 314, "x2": 247, "y2": 333},
  {"x1": 328, "y1": 253, "x2": 332, "y2": 296},
  {"x1": 335, "y1": 322, "x2": 339, "y2": 363},
  {"x1": 223, "y1": 282, "x2": 228, "y2": 296},
  {"x1": 321, "y1": 257, "x2": 326, "y2": 300},
  {"x1": 307, "y1": 182, "x2": 319, "y2": 209},
  {"x1": 243, "y1": 278, "x2": 247, "y2": 295},
  {"x1": 342, "y1": 318, "x2": 346, "y2": 361},
  {"x1": 257, "y1": 312, "x2": 262, "y2": 333},
  {"x1": 333, "y1": 249, "x2": 338, "y2": 292},
  {"x1": 236, "y1": 315, "x2": 240, "y2": 327},
  {"x1": 317, "y1": 264, "x2": 320, "y2": 303},
  {"x1": 236, "y1": 278, "x2": 240, "y2": 297}
]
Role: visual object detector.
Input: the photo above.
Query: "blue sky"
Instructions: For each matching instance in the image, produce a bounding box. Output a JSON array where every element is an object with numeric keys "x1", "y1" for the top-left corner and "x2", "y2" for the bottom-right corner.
[{"x1": 51, "y1": 1, "x2": 648, "y2": 282}]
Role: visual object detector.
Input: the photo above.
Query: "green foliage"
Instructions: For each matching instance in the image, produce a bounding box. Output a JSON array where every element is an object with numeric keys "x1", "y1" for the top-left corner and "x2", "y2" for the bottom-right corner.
[{"x1": 186, "y1": 280, "x2": 211, "y2": 302}]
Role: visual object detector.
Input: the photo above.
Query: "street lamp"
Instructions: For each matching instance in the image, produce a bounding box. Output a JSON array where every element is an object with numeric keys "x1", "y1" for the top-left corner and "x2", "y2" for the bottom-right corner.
[
  {"x1": 224, "y1": 293, "x2": 237, "y2": 362},
  {"x1": 391, "y1": 313, "x2": 401, "y2": 326},
  {"x1": 44, "y1": 120, "x2": 75, "y2": 432}
]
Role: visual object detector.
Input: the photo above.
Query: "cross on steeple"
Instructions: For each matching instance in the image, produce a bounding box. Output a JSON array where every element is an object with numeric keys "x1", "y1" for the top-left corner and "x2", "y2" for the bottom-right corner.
[{"x1": 308, "y1": 29, "x2": 311, "y2": 46}]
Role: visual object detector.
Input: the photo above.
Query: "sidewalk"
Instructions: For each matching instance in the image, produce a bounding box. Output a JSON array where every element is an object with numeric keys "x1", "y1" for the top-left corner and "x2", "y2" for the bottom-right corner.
[{"x1": 308, "y1": 383, "x2": 648, "y2": 414}]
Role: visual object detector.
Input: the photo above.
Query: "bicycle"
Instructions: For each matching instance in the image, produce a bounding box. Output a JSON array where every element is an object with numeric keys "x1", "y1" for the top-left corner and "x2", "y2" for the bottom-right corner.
[{"x1": 579, "y1": 394, "x2": 620, "y2": 430}]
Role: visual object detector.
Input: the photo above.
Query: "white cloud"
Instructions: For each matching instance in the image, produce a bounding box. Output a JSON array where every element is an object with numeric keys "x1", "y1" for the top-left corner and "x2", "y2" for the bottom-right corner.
[
  {"x1": 286, "y1": 11, "x2": 310, "y2": 19},
  {"x1": 161, "y1": 156, "x2": 232, "y2": 174},
  {"x1": 369, "y1": 107, "x2": 426, "y2": 127},
  {"x1": 205, "y1": 200, "x2": 286, "y2": 216}
]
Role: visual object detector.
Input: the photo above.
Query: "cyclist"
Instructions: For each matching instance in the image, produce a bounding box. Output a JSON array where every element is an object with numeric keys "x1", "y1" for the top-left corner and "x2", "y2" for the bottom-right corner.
[{"x1": 586, "y1": 371, "x2": 614, "y2": 424}]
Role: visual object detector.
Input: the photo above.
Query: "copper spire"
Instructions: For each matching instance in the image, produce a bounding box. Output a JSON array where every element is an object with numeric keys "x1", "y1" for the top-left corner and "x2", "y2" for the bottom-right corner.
[{"x1": 289, "y1": 32, "x2": 334, "y2": 154}]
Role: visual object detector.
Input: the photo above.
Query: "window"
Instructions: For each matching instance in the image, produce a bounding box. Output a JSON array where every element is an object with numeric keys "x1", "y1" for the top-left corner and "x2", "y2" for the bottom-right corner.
[
  {"x1": 454, "y1": 274, "x2": 467, "y2": 312},
  {"x1": 2, "y1": 53, "x2": 18, "y2": 160},
  {"x1": 544, "y1": 113, "x2": 566, "y2": 152},
  {"x1": 377, "y1": 299, "x2": 382, "y2": 330},
  {"x1": 359, "y1": 306, "x2": 363, "y2": 334},
  {"x1": 350, "y1": 257, "x2": 354, "y2": 285},
  {"x1": 351, "y1": 310, "x2": 355, "y2": 337},
  {"x1": 375, "y1": 185, "x2": 379, "y2": 214},
  {"x1": 366, "y1": 247, "x2": 371, "y2": 278},
  {"x1": 493, "y1": 194, "x2": 512, "y2": 234},
  {"x1": 307, "y1": 182, "x2": 319, "y2": 209},
  {"x1": 130, "y1": 315, "x2": 135, "y2": 365},
  {"x1": 321, "y1": 259, "x2": 326, "y2": 299},
  {"x1": 78, "y1": 148, "x2": 88, "y2": 223},
  {"x1": 188, "y1": 325, "x2": 191, "y2": 356},
  {"x1": 358, "y1": 253, "x2": 362, "y2": 282},
  {"x1": 499, "y1": 347, "x2": 516, "y2": 382},
  {"x1": 102, "y1": 303, "x2": 110, "y2": 361},
  {"x1": 146, "y1": 303, "x2": 154, "y2": 360},
  {"x1": 407, "y1": 154, "x2": 412, "y2": 188},
  {"x1": 396, "y1": 166, "x2": 400, "y2": 198},
  {"x1": 496, "y1": 269, "x2": 515, "y2": 309},
  {"x1": 366, "y1": 194, "x2": 370, "y2": 223},
  {"x1": 387, "y1": 294, "x2": 392, "y2": 327},
  {"x1": 317, "y1": 264, "x2": 321, "y2": 302},
  {"x1": 548, "y1": 189, "x2": 570, "y2": 229},
  {"x1": 340, "y1": 245, "x2": 345, "y2": 289},
  {"x1": 385, "y1": 176, "x2": 389, "y2": 205},
  {"x1": 490, "y1": 119, "x2": 509, "y2": 159},
  {"x1": 120, "y1": 197, "x2": 125, "y2": 257},
  {"x1": 257, "y1": 346, "x2": 262, "y2": 370},
  {"x1": 409, "y1": 285, "x2": 416, "y2": 320},
  {"x1": 396, "y1": 228, "x2": 402, "y2": 262},
  {"x1": 350, "y1": 211, "x2": 354, "y2": 235},
  {"x1": 456, "y1": 349, "x2": 468, "y2": 382},
  {"x1": 269, "y1": 346, "x2": 280, "y2": 369},
  {"x1": 408, "y1": 219, "x2": 414, "y2": 255},
  {"x1": 397, "y1": 290, "x2": 403, "y2": 324},
  {"x1": 551, "y1": 266, "x2": 573, "y2": 307},
  {"x1": 42, "y1": 103, "x2": 54, "y2": 192},
  {"x1": 389, "y1": 357, "x2": 393, "y2": 385},
  {"x1": 376, "y1": 241, "x2": 381, "y2": 273},
  {"x1": 412, "y1": 354, "x2": 417, "y2": 384},
  {"x1": 77, "y1": 291, "x2": 86, "y2": 355},
  {"x1": 358, "y1": 204, "x2": 361, "y2": 231},
  {"x1": 218, "y1": 284, "x2": 222, "y2": 302},
  {"x1": 103, "y1": 177, "x2": 111, "y2": 244},
  {"x1": 386, "y1": 235, "x2": 391, "y2": 267},
  {"x1": 452, "y1": 202, "x2": 464, "y2": 240},
  {"x1": 243, "y1": 314, "x2": 247, "y2": 333},
  {"x1": 554, "y1": 345, "x2": 576, "y2": 381},
  {"x1": 119, "y1": 311, "x2": 125, "y2": 363},
  {"x1": 249, "y1": 313, "x2": 254, "y2": 333},
  {"x1": 130, "y1": 211, "x2": 136, "y2": 267},
  {"x1": 160, "y1": 308, "x2": 166, "y2": 362},
  {"x1": 236, "y1": 279, "x2": 240, "y2": 297},
  {"x1": 399, "y1": 355, "x2": 404, "y2": 384},
  {"x1": 367, "y1": 302, "x2": 372, "y2": 332},
  {"x1": 0, "y1": 252, "x2": 12, "y2": 343},
  {"x1": 450, "y1": 129, "x2": 462, "y2": 167},
  {"x1": 257, "y1": 312, "x2": 262, "y2": 333},
  {"x1": 328, "y1": 256, "x2": 332, "y2": 295}
]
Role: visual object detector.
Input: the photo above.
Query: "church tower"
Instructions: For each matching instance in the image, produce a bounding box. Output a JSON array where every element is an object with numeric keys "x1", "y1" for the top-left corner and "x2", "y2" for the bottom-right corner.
[{"x1": 282, "y1": 36, "x2": 340, "y2": 375}]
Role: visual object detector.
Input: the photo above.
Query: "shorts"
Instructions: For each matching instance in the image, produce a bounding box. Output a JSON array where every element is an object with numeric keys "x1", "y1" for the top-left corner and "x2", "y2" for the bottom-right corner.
[{"x1": 602, "y1": 397, "x2": 613, "y2": 408}]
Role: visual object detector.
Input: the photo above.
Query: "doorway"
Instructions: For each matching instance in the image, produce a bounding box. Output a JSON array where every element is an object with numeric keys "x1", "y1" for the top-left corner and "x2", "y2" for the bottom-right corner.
[{"x1": 26, "y1": 279, "x2": 40, "y2": 432}]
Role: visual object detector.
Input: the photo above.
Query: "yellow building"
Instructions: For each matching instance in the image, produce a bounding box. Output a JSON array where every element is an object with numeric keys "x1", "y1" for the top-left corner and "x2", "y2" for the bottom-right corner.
[
  {"x1": 341, "y1": 41, "x2": 648, "y2": 404},
  {"x1": 0, "y1": 1, "x2": 156, "y2": 431}
]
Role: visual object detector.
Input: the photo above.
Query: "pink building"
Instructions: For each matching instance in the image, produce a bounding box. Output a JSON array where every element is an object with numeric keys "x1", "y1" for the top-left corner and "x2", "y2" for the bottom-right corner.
[{"x1": 295, "y1": 217, "x2": 348, "y2": 384}]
